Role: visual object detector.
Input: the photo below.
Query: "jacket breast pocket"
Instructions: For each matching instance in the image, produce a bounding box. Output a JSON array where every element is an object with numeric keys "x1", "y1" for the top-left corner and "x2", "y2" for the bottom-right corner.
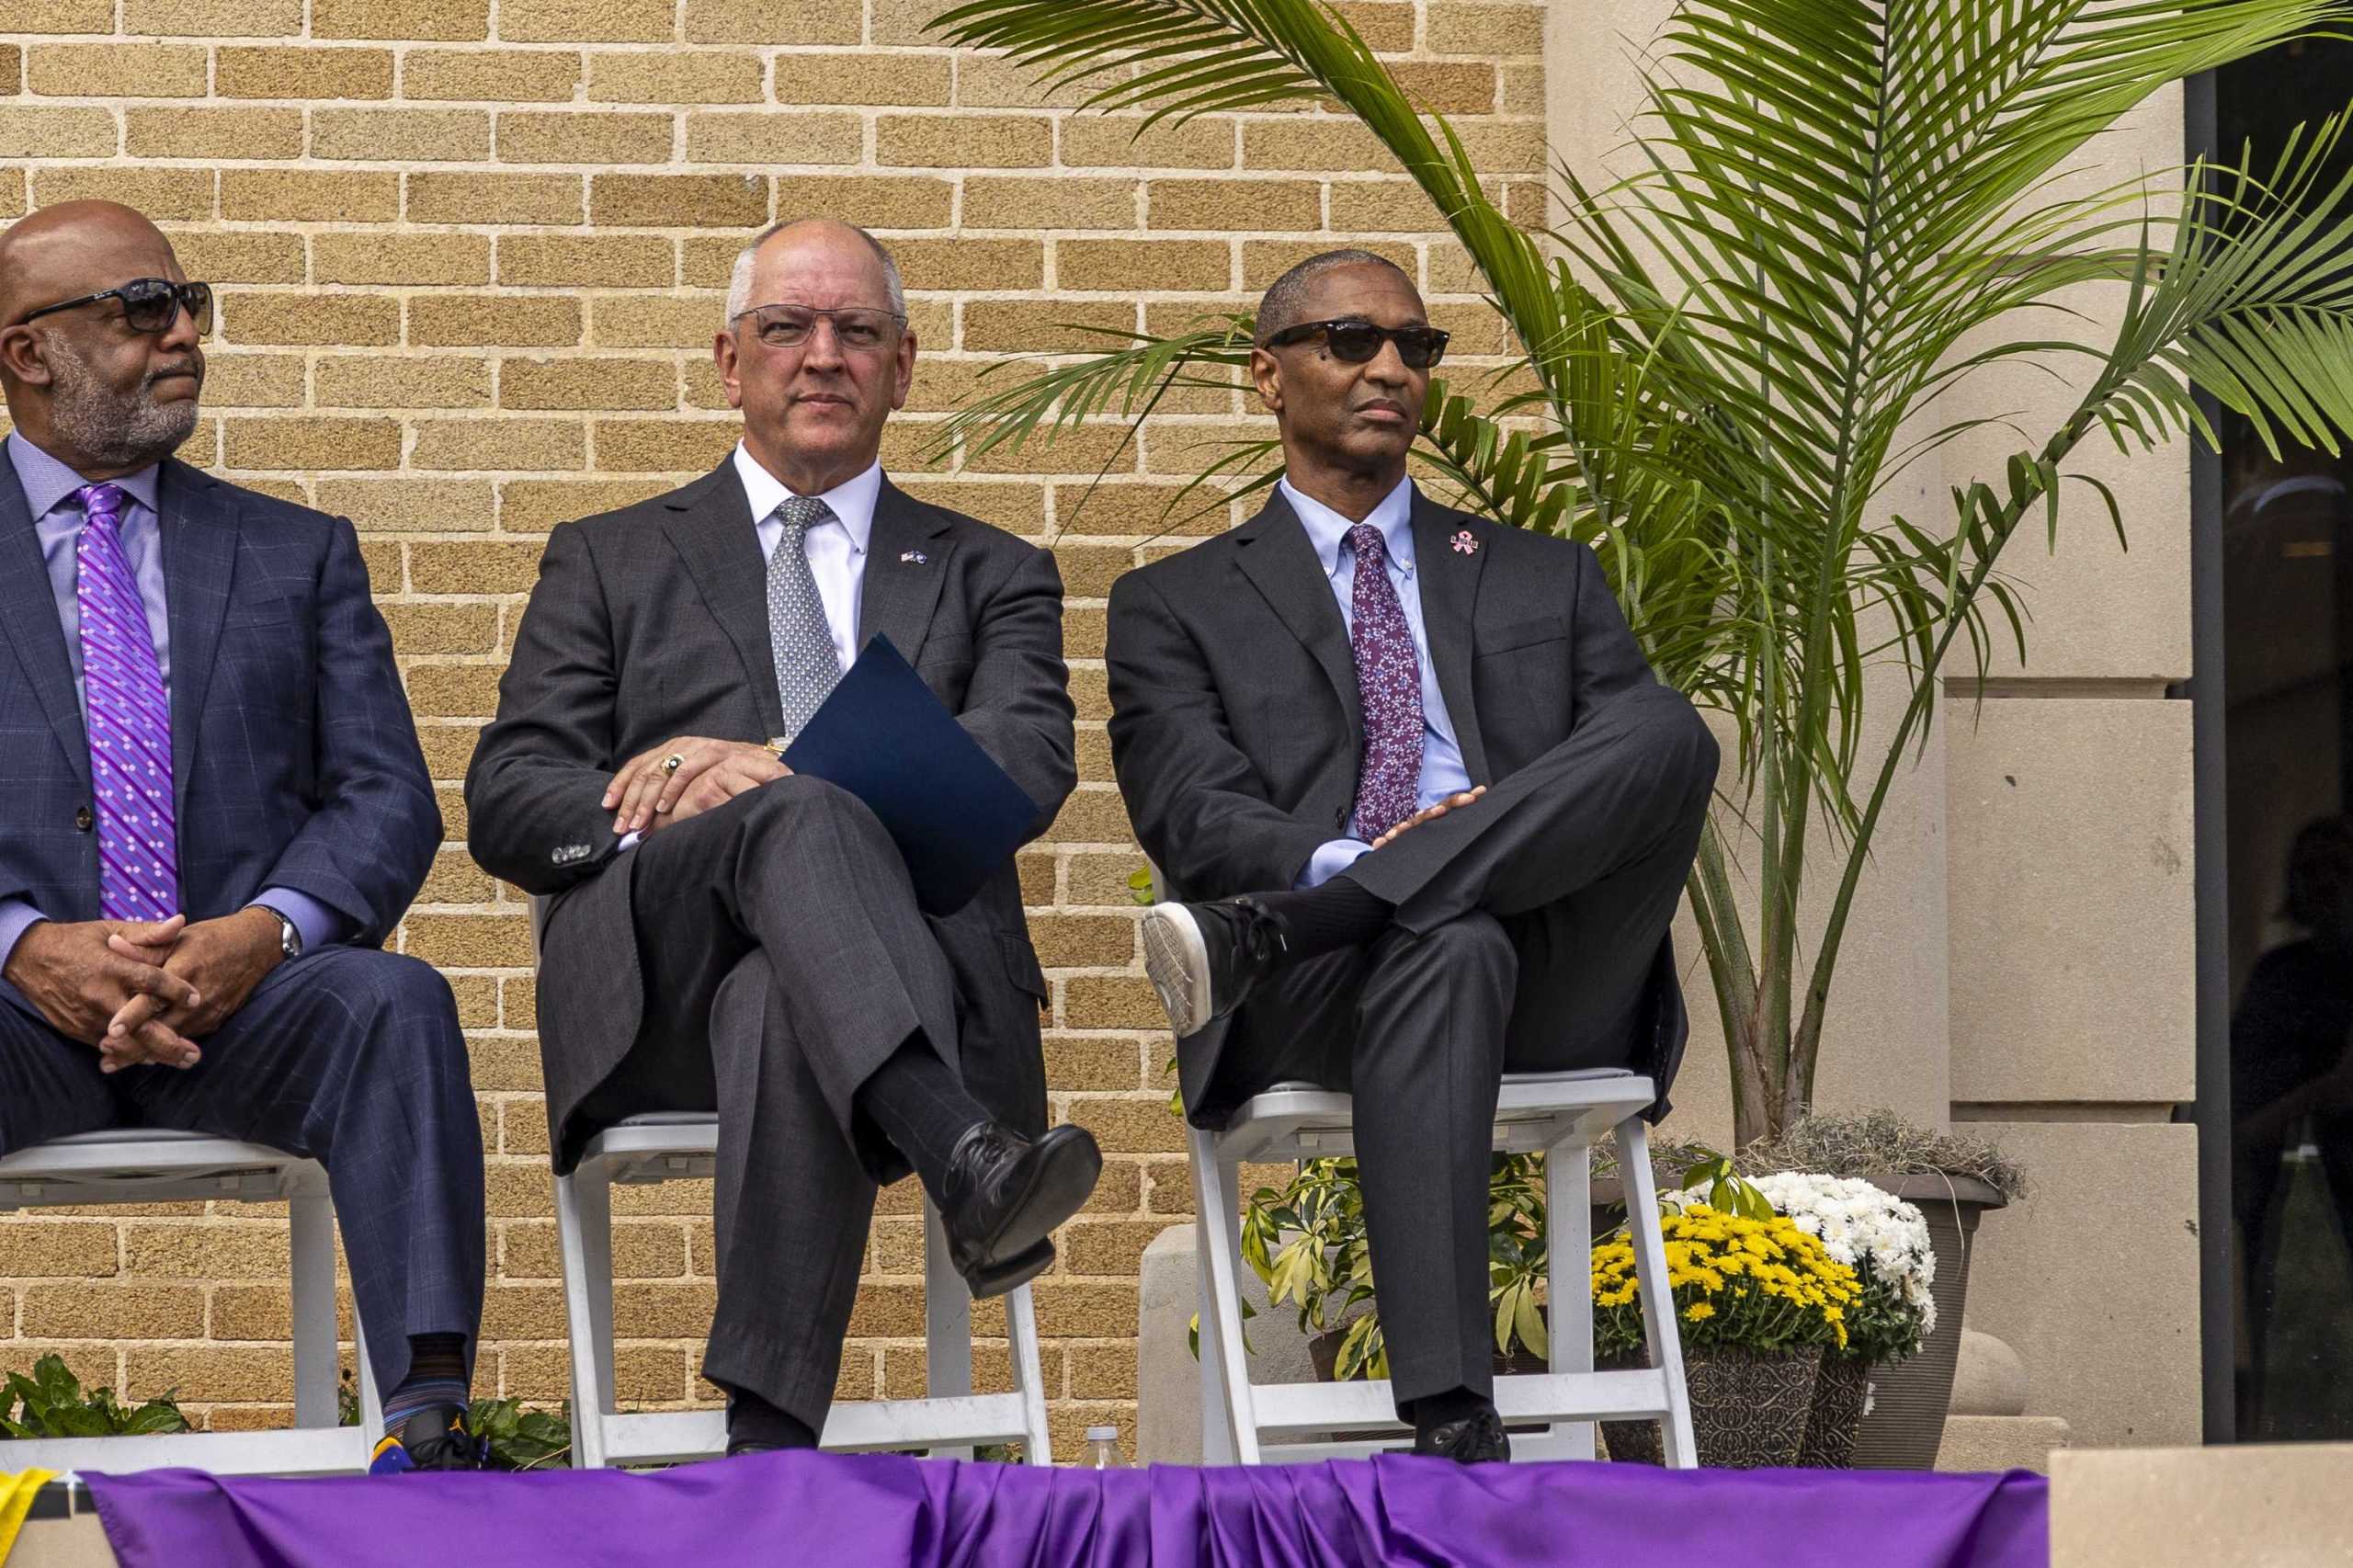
[{"x1": 1476, "y1": 615, "x2": 1570, "y2": 657}]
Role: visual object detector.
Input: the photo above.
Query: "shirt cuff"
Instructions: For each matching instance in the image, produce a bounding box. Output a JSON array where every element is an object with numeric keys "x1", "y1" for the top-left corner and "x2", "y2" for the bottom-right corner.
[
  {"x1": 0, "y1": 899, "x2": 48, "y2": 977},
  {"x1": 616, "y1": 831, "x2": 641, "y2": 853},
  {"x1": 1295, "y1": 838, "x2": 1375, "y2": 890},
  {"x1": 249, "y1": 889, "x2": 348, "y2": 954}
]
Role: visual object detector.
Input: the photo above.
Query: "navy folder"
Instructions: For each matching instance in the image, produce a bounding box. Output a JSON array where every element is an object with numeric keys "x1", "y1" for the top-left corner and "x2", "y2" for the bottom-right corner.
[{"x1": 782, "y1": 634, "x2": 1041, "y2": 916}]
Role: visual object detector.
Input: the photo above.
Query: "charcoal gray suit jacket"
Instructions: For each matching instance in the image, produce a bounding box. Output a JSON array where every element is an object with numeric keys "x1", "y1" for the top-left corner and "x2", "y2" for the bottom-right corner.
[
  {"x1": 1106, "y1": 487, "x2": 1690, "y2": 1124},
  {"x1": 464, "y1": 460, "x2": 1076, "y2": 1172}
]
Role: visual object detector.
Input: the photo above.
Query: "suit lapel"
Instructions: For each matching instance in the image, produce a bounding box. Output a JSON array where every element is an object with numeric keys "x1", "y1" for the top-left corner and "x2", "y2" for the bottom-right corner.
[
  {"x1": 1233, "y1": 492, "x2": 1362, "y2": 748},
  {"x1": 0, "y1": 449, "x2": 91, "y2": 790},
  {"x1": 663, "y1": 463, "x2": 785, "y2": 734},
  {"x1": 159, "y1": 461, "x2": 239, "y2": 824},
  {"x1": 859, "y1": 478, "x2": 954, "y2": 667},
  {"x1": 1409, "y1": 491, "x2": 1491, "y2": 784}
]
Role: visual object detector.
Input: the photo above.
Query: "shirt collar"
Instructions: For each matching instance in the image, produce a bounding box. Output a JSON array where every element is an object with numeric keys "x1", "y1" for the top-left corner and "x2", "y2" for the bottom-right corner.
[
  {"x1": 1279, "y1": 472, "x2": 1417, "y2": 577},
  {"x1": 7, "y1": 430, "x2": 163, "y2": 522},
  {"x1": 733, "y1": 440, "x2": 880, "y2": 556}
]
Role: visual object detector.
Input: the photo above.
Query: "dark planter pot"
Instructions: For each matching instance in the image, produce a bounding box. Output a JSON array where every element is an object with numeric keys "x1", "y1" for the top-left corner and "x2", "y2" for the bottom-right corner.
[
  {"x1": 1800, "y1": 1355, "x2": 1870, "y2": 1467},
  {"x1": 1601, "y1": 1345, "x2": 1823, "y2": 1469},
  {"x1": 1851, "y1": 1175, "x2": 2006, "y2": 1470}
]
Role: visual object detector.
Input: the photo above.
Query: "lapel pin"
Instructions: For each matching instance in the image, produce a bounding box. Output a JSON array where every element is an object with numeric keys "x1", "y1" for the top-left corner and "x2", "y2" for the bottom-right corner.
[
  {"x1": 901, "y1": 550, "x2": 927, "y2": 564},
  {"x1": 1450, "y1": 530, "x2": 1478, "y2": 555}
]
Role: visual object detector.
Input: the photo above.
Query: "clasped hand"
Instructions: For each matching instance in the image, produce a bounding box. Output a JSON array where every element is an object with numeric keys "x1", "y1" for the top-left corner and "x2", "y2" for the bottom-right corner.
[
  {"x1": 605, "y1": 737, "x2": 791, "y2": 837},
  {"x1": 0, "y1": 907, "x2": 285, "y2": 1074},
  {"x1": 1369, "y1": 786, "x2": 1487, "y2": 851}
]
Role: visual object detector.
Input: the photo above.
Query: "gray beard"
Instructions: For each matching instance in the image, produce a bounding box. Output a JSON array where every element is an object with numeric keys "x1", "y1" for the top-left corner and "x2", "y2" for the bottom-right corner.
[{"x1": 44, "y1": 334, "x2": 199, "y2": 472}]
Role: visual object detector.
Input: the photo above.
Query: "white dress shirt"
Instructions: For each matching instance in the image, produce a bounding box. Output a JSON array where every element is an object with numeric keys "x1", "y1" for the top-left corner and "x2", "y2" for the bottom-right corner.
[
  {"x1": 1278, "y1": 474, "x2": 1473, "y2": 888},
  {"x1": 733, "y1": 439, "x2": 881, "y2": 675},
  {"x1": 616, "y1": 445, "x2": 885, "y2": 852}
]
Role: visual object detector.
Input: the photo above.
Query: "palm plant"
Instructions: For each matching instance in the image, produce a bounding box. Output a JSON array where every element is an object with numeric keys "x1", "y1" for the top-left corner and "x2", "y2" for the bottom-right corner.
[{"x1": 929, "y1": 0, "x2": 2353, "y2": 1143}]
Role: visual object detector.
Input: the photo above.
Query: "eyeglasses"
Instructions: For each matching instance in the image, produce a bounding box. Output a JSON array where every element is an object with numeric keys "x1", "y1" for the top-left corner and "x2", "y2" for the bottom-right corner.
[
  {"x1": 730, "y1": 303, "x2": 905, "y2": 352},
  {"x1": 1263, "y1": 318, "x2": 1449, "y2": 369},
  {"x1": 17, "y1": 278, "x2": 213, "y2": 337}
]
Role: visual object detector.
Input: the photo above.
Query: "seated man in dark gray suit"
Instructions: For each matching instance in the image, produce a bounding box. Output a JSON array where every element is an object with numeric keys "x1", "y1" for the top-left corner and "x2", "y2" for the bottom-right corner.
[
  {"x1": 0, "y1": 201, "x2": 485, "y2": 1473},
  {"x1": 1108, "y1": 251, "x2": 1719, "y2": 1463},
  {"x1": 466, "y1": 219, "x2": 1099, "y2": 1457}
]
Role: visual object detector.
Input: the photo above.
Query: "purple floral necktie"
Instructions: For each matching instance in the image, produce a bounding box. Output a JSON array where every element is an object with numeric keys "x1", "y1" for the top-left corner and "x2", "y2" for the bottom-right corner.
[
  {"x1": 1347, "y1": 522, "x2": 1423, "y2": 841},
  {"x1": 76, "y1": 483, "x2": 179, "y2": 921}
]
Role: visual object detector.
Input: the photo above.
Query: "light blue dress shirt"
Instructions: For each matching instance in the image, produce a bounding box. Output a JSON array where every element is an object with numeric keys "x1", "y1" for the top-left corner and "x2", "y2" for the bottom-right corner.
[
  {"x1": 1279, "y1": 474, "x2": 1474, "y2": 889},
  {"x1": 0, "y1": 432, "x2": 345, "y2": 975}
]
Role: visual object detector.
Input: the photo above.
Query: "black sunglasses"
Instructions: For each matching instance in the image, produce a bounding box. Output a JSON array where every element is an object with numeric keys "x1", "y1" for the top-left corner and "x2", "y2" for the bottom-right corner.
[
  {"x1": 18, "y1": 278, "x2": 213, "y2": 337},
  {"x1": 1264, "y1": 317, "x2": 1449, "y2": 369}
]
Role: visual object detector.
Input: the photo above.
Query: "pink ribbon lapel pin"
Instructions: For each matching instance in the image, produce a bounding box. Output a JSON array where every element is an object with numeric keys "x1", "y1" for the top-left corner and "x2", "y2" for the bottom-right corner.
[{"x1": 1449, "y1": 529, "x2": 1478, "y2": 555}]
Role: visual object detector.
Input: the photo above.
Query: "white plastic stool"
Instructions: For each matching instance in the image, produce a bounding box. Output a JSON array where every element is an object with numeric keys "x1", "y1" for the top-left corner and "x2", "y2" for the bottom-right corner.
[
  {"x1": 0, "y1": 1129, "x2": 382, "y2": 1475},
  {"x1": 552, "y1": 1112, "x2": 1055, "y2": 1467},
  {"x1": 1189, "y1": 1069, "x2": 1697, "y2": 1465}
]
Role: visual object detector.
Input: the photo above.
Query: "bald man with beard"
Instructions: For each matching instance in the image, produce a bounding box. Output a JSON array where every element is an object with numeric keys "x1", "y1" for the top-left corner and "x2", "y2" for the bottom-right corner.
[{"x1": 0, "y1": 203, "x2": 488, "y2": 1473}]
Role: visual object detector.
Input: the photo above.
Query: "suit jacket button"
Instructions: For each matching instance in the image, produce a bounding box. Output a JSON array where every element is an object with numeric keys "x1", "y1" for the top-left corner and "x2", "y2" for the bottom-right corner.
[{"x1": 74, "y1": 806, "x2": 95, "y2": 832}]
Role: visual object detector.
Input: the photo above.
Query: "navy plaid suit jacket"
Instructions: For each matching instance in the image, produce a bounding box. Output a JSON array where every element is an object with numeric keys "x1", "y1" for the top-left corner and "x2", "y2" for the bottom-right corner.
[{"x1": 0, "y1": 449, "x2": 438, "y2": 945}]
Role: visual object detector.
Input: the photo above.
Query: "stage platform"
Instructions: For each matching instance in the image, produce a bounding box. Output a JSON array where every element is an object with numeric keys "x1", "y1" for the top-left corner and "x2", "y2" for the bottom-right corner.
[{"x1": 5, "y1": 1453, "x2": 2050, "y2": 1568}]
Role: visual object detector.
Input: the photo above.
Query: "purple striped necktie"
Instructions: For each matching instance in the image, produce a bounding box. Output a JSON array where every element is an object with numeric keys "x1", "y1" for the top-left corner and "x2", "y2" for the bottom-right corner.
[
  {"x1": 1346, "y1": 521, "x2": 1423, "y2": 842},
  {"x1": 76, "y1": 483, "x2": 179, "y2": 922}
]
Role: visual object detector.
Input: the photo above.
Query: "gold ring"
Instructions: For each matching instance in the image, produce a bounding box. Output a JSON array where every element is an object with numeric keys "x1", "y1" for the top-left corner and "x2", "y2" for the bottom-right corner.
[{"x1": 661, "y1": 753, "x2": 686, "y2": 776}]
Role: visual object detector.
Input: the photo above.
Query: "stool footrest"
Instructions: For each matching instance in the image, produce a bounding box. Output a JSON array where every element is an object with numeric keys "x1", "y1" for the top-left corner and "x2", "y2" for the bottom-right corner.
[
  {"x1": 1249, "y1": 1369, "x2": 1674, "y2": 1439},
  {"x1": 588, "y1": 1392, "x2": 1043, "y2": 1467},
  {"x1": 0, "y1": 1426, "x2": 374, "y2": 1478}
]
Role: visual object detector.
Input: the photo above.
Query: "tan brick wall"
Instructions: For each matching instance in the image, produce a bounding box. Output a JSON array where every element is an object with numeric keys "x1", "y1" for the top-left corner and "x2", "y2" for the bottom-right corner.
[{"x1": 0, "y1": 1, "x2": 1545, "y2": 1459}]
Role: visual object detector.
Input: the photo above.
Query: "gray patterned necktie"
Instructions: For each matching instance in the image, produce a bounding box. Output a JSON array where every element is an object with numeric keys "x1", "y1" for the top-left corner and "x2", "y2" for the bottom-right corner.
[{"x1": 767, "y1": 494, "x2": 844, "y2": 741}]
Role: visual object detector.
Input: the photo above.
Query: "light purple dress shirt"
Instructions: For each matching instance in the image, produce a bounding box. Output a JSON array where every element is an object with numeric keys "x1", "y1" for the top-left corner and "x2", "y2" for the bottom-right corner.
[
  {"x1": 0, "y1": 432, "x2": 345, "y2": 975},
  {"x1": 1279, "y1": 474, "x2": 1474, "y2": 889}
]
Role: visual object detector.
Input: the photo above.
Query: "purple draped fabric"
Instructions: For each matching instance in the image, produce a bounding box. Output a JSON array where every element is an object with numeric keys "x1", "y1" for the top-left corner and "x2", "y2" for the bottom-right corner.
[{"x1": 88, "y1": 1452, "x2": 2047, "y2": 1568}]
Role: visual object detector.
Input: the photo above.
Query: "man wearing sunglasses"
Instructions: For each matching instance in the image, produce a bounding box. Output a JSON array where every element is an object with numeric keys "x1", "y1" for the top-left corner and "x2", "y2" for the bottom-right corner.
[
  {"x1": 1106, "y1": 250, "x2": 1719, "y2": 1462},
  {"x1": 467, "y1": 218, "x2": 1092, "y2": 1458},
  {"x1": 0, "y1": 201, "x2": 486, "y2": 1471}
]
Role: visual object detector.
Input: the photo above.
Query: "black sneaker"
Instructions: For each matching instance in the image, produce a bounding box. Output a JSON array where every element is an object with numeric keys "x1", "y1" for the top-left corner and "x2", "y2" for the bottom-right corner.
[
  {"x1": 1140, "y1": 896, "x2": 1290, "y2": 1037},
  {"x1": 369, "y1": 1404, "x2": 489, "y2": 1473}
]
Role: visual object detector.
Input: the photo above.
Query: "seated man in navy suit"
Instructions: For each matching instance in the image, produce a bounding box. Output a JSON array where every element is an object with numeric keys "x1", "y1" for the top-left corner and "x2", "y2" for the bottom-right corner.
[{"x1": 0, "y1": 201, "x2": 486, "y2": 1473}]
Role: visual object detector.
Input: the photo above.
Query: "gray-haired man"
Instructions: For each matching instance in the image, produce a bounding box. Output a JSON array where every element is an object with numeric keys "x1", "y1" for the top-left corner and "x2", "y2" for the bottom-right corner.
[{"x1": 465, "y1": 219, "x2": 1096, "y2": 1455}]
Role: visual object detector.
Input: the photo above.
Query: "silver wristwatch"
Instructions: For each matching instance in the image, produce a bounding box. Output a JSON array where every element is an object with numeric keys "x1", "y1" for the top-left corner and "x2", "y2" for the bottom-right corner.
[{"x1": 255, "y1": 903, "x2": 302, "y2": 960}]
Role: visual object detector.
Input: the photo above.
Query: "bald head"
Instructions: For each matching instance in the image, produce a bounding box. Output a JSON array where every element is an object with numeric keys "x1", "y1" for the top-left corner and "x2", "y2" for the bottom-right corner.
[
  {"x1": 725, "y1": 217, "x2": 904, "y2": 324},
  {"x1": 0, "y1": 200, "x2": 204, "y2": 478},
  {"x1": 0, "y1": 201, "x2": 181, "y2": 329}
]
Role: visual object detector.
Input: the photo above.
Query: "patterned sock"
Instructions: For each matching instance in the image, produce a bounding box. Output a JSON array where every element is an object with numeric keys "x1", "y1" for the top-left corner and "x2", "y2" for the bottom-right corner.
[
  {"x1": 381, "y1": 1334, "x2": 471, "y2": 1437},
  {"x1": 855, "y1": 1037, "x2": 991, "y2": 1198},
  {"x1": 1240, "y1": 876, "x2": 1392, "y2": 961}
]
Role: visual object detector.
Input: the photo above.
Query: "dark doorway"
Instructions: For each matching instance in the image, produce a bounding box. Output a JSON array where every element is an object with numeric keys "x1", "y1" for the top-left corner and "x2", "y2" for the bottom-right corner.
[{"x1": 2211, "y1": 37, "x2": 2353, "y2": 1444}]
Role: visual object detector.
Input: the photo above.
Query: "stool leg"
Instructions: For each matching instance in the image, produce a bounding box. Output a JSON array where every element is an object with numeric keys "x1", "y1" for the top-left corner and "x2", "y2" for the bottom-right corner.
[
  {"x1": 289, "y1": 1175, "x2": 337, "y2": 1432},
  {"x1": 1618, "y1": 1116, "x2": 1698, "y2": 1468},
  {"x1": 1188, "y1": 1125, "x2": 1257, "y2": 1464},
  {"x1": 1006, "y1": 1283, "x2": 1054, "y2": 1465},
  {"x1": 1545, "y1": 1135, "x2": 1597, "y2": 1460},
  {"x1": 923, "y1": 1199, "x2": 976, "y2": 1462},
  {"x1": 554, "y1": 1163, "x2": 617, "y2": 1469}
]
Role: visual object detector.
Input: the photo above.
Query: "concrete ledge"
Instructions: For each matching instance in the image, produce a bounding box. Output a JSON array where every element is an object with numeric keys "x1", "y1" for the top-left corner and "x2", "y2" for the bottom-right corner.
[
  {"x1": 8, "y1": 1513, "x2": 115, "y2": 1568},
  {"x1": 1935, "y1": 1415, "x2": 2071, "y2": 1475},
  {"x1": 2052, "y1": 1443, "x2": 2353, "y2": 1567}
]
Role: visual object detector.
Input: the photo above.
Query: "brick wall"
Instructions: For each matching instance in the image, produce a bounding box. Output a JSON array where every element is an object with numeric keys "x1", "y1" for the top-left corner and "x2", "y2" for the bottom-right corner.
[{"x1": 0, "y1": 0, "x2": 1546, "y2": 1460}]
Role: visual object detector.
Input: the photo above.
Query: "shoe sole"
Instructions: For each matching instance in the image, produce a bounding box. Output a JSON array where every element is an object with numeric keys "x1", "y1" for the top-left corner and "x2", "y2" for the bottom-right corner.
[
  {"x1": 971, "y1": 1127, "x2": 1103, "y2": 1286},
  {"x1": 966, "y1": 1237, "x2": 1055, "y2": 1299},
  {"x1": 1140, "y1": 903, "x2": 1211, "y2": 1038}
]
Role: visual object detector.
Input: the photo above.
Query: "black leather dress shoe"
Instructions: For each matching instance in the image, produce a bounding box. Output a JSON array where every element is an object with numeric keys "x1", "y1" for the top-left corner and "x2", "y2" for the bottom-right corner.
[
  {"x1": 369, "y1": 1405, "x2": 490, "y2": 1473},
  {"x1": 1413, "y1": 1409, "x2": 1511, "y2": 1464},
  {"x1": 725, "y1": 1440, "x2": 780, "y2": 1459},
  {"x1": 1140, "y1": 896, "x2": 1290, "y2": 1037},
  {"x1": 938, "y1": 1122, "x2": 1102, "y2": 1297}
]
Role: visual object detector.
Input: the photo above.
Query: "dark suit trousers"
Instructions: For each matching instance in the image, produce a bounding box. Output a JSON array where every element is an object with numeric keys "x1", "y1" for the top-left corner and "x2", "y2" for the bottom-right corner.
[
  {"x1": 570, "y1": 775, "x2": 961, "y2": 1428},
  {"x1": 1225, "y1": 681, "x2": 1717, "y2": 1405},
  {"x1": 0, "y1": 949, "x2": 484, "y2": 1399}
]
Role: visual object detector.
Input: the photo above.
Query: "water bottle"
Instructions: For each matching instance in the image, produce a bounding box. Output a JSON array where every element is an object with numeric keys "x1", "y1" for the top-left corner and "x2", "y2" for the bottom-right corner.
[{"x1": 1082, "y1": 1425, "x2": 1129, "y2": 1469}]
